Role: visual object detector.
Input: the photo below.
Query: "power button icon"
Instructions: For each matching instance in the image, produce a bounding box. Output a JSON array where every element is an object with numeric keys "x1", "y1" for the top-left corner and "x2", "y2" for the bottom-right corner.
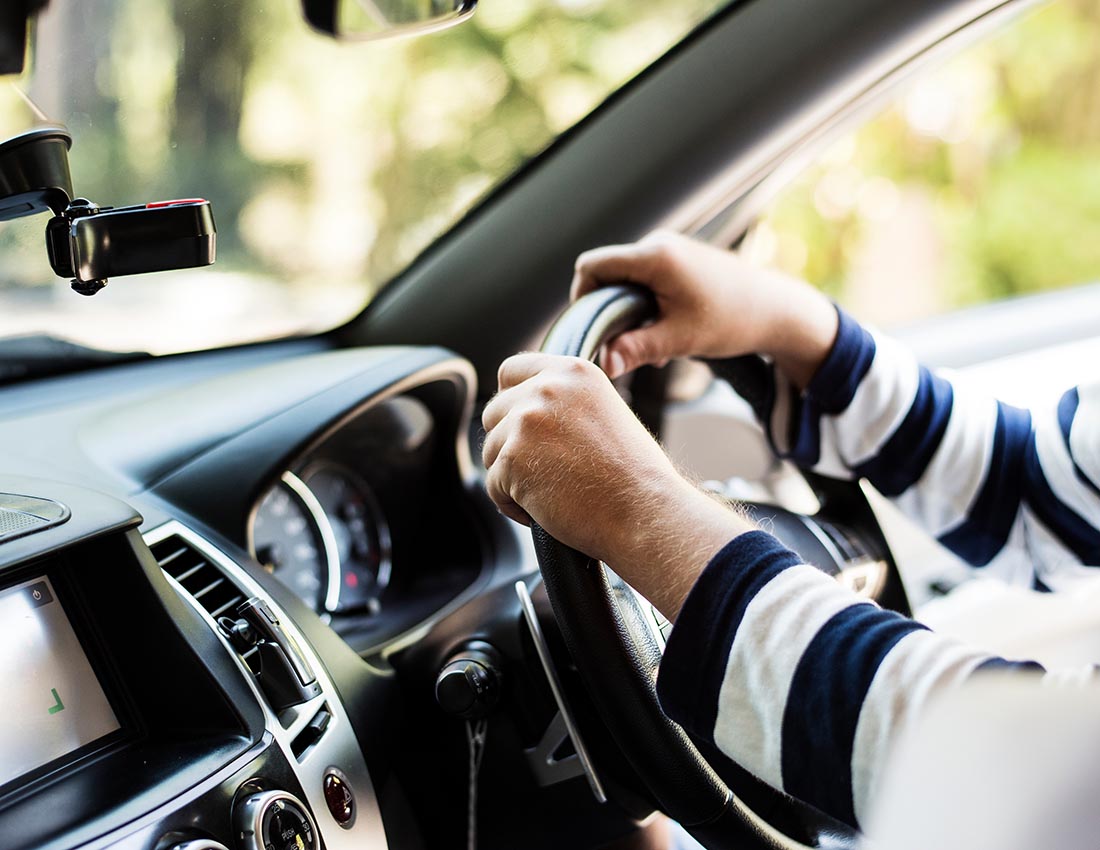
[{"x1": 25, "y1": 582, "x2": 53, "y2": 608}]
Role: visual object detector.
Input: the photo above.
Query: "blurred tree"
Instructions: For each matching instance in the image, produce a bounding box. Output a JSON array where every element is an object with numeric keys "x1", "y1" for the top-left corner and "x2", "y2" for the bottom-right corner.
[{"x1": 755, "y1": 0, "x2": 1100, "y2": 326}]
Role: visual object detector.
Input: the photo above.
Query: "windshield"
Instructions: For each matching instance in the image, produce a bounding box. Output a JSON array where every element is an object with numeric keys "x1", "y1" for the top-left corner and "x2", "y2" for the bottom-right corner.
[{"x1": 0, "y1": 0, "x2": 726, "y2": 355}]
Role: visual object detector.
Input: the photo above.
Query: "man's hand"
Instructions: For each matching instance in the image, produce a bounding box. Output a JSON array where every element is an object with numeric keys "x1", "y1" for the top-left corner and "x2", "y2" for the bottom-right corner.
[
  {"x1": 482, "y1": 352, "x2": 752, "y2": 619},
  {"x1": 572, "y1": 230, "x2": 839, "y2": 387}
]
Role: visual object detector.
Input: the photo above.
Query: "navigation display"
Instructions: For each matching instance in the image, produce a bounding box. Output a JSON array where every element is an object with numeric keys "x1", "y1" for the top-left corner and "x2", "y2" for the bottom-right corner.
[{"x1": 0, "y1": 576, "x2": 121, "y2": 788}]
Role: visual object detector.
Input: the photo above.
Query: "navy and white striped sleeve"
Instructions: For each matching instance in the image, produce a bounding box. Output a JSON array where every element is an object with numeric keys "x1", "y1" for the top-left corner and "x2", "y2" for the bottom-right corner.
[
  {"x1": 761, "y1": 307, "x2": 1100, "y2": 587},
  {"x1": 655, "y1": 531, "x2": 1049, "y2": 829}
]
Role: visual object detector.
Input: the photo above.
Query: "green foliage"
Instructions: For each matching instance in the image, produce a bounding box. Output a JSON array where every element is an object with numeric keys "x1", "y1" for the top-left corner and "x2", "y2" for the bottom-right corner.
[
  {"x1": 947, "y1": 145, "x2": 1100, "y2": 304},
  {"x1": 0, "y1": 0, "x2": 724, "y2": 324},
  {"x1": 755, "y1": 0, "x2": 1100, "y2": 324}
]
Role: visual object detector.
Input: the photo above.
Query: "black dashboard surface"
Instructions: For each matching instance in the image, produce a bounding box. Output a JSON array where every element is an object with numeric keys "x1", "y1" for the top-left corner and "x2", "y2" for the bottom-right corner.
[{"x1": 0, "y1": 340, "x2": 510, "y2": 850}]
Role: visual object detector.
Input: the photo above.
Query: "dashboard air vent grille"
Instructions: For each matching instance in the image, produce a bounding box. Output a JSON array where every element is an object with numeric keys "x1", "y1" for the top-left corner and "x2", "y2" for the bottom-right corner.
[{"x1": 150, "y1": 535, "x2": 260, "y2": 673}]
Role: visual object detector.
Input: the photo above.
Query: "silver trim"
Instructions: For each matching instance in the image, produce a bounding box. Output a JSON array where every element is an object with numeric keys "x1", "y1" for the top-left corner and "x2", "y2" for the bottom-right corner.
[
  {"x1": 236, "y1": 790, "x2": 319, "y2": 850},
  {"x1": 524, "y1": 710, "x2": 587, "y2": 788},
  {"x1": 796, "y1": 514, "x2": 851, "y2": 569},
  {"x1": 796, "y1": 514, "x2": 887, "y2": 601},
  {"x1": 514, "y1": 579, "x2": 607, "y2": 804},
  {"x1": 144, "y1": 520, "x2": 390, "y2": 850},
  {"x1": 835, "y1": 560, "x2": 888, "y2": 600},
  {"x1": 281, "y1": 470, "x2": 344, "y2": 613},
  {"x1": 622, "y1": 581, "x2": 668, "y2": 652}
]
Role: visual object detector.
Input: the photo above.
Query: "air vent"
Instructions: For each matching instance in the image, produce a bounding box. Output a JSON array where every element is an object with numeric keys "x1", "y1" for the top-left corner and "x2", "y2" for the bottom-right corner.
[{"x1": 150, "y1": 535, "x2": 260, "y2": 673}]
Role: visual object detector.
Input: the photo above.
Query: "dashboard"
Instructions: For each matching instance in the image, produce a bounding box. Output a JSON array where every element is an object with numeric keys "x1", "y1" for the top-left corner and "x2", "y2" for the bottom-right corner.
[{"x1": 0, "y1": 341, "x2": 522, "y2": 850}]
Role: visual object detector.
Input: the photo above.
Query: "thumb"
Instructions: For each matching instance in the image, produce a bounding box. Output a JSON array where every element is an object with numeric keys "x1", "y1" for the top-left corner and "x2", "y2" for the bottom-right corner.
[{"x1": 602, "y1": 324, "x2": 675, "y2": 378}]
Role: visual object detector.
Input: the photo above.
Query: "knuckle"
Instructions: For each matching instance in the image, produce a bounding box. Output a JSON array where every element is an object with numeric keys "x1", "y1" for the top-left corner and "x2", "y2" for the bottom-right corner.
[
  {"x1": 564, "y1": 357, "x2": 596, "y2": 380},
  {"x1": 645, "y1": 227, "x2": 677, "y2": 244},
  {"x1": 535, "y1": 382, "x2": 558, "y2": 404},
  {"x1": 516, "y1": 402, "x2": 551, "y2": 432},
  {"x1": 651, "y1": 239, "x2": 677, "y2": 267},
  {"x1": 564, "y1": 358, "x2": 589, "y2": 378}
]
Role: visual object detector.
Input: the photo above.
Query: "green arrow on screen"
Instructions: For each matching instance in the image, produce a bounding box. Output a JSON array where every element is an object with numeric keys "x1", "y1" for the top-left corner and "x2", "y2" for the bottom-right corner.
[{"x1": 47, "y1": 688, "x2": 64, "y2": 715}]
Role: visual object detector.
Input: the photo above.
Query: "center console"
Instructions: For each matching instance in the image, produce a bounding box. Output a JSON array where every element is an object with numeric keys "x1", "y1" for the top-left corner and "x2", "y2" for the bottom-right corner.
[{"x1": 0, "y1": 477, "x2": 386, "y2": 850}]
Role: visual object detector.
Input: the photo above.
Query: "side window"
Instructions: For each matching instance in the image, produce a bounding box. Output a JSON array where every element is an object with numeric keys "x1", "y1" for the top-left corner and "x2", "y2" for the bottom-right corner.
[{"x1": 743, "y1": 0, "x2": 1100, "y2": 328}]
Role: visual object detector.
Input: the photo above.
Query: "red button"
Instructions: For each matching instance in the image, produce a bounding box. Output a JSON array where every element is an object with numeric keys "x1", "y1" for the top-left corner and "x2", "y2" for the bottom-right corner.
[
  {"x1": 145, "y1": 198, "x2": 207, "y2": 208},
  {"x1": 323, "y1": 771, "x2": 355, "y2": 827}
]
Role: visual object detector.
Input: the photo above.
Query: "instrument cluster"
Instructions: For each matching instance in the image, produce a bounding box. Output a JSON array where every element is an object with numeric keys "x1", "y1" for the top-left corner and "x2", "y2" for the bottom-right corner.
[
  {"x1": 246, "y1": 393, "x2": 438, "y2": 625},
  {"x1": 249, "y1": 464, "x2": 390, "y2": 616}
]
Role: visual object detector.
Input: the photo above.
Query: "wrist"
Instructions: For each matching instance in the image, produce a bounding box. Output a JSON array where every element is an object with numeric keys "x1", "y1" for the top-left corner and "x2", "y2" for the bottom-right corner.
[
  {"x1": 764, "y1": 289, "x2": 838, "y2": 390},
  {"x1": 607, "y1": 475, "x2": 754, "y2": 620}
]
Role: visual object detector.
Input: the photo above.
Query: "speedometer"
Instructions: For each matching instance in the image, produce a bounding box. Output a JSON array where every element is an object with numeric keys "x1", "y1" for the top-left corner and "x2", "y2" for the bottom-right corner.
[
  {"x1": 249, "y1": 473, "x2": 332, "y2": 610},
  {"x1": 303, "y1": 464, "x2": 391, "y2": 614}
]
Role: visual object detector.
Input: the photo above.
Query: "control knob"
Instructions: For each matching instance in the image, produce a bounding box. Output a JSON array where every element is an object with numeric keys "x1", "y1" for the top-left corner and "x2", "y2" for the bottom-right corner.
[{"x1": 234, "y1": 790, "x2": 318, "y2": 850}]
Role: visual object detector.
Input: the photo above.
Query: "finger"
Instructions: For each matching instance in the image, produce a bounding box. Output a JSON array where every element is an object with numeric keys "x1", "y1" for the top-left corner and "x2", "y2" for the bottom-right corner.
[
  {"x1": 570, "y1": 241, "x2": 663, "y2": 301},
  {"x1": 497, "y1": 352, "x2": 577, "y2": 390},
  {"x1": 480, "y1": 416, "x2": 508, "y2": 469},
  {"x1": 499, "y1": 500, "x2": 532, "y2": 527},
  {"x1": 601, "y1": 323, "x2": 677, "y2": 378},
  {"x1": 484, "y1": 465, "x2": 532, "y2": 526},
  {"x1": 482, "y1": 383, "x2": 524, "y2": 433}
]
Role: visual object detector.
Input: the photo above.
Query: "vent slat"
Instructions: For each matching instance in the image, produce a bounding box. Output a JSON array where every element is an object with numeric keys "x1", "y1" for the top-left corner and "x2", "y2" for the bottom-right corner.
[
  {"x1": 192, "y1": 577, "x2": 225, "y2": 599},
  {"x1": 150, "y1": 535, "x2": 260, "y2": 680},
  {"x1": 155, "y1": 545, "x2": 191, "y2": 570},
  {"x1": 210, "y1": 596, "x2": 244, "y2": 618},
  {"x1": 173, "y1": 561, "x2": 208, "y2": 583}
]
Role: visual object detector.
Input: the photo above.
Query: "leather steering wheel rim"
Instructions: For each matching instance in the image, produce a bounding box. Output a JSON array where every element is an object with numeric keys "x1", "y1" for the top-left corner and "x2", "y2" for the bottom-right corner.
[{"x1": 532, "y1": 284, "x2": 863, "y2": 850}]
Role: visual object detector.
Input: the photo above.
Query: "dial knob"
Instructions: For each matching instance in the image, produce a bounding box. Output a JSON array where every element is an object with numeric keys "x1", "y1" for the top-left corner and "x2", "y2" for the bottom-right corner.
[
  {"x1": 234, "y1": 791, "x2": 319, "y2": 850},
  {"x1": 434, "y1": 642, "x2": 502, "y2": 719}
]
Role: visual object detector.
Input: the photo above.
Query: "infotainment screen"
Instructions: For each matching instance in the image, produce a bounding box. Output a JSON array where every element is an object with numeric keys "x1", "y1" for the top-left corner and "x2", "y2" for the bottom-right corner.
[{"x1": 0, "y1": 576, "x2": 121, "y2": 788}]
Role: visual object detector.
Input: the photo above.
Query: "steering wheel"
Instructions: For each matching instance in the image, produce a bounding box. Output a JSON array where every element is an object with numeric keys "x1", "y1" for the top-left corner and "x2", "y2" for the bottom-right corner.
[{"x1": 532, "y1": 284, "x2": 909, "y2": 849}]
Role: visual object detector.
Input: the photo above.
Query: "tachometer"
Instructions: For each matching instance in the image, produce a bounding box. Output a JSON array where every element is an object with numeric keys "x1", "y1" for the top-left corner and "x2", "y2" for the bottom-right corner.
[
  {"x1": 249, "y1": 472, "x2": 338, "y2": 611},
  {"x1": 302, "y1": 464, "x2": 391, "y2": 614}
]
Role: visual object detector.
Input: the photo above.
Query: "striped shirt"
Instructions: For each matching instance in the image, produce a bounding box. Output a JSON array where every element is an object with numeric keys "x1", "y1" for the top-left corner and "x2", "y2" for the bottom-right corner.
[{"x1": 655, "y1": 307, "x2": 1100, "y2": 829}]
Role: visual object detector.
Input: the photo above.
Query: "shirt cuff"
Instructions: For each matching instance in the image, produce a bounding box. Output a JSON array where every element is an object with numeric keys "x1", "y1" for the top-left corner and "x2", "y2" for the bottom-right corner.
[
  {"x1": 804, "y1": 305, "x2": 876, "y2": 414},
  {"x1": 656, "y1": 530, "x2": 804, "y2": 741}
]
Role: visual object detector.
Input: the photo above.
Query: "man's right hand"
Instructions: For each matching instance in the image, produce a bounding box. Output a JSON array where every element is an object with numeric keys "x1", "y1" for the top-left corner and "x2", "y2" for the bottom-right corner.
[{"x1": 570, "y1": 230, "x2": 840, "y2": 388}]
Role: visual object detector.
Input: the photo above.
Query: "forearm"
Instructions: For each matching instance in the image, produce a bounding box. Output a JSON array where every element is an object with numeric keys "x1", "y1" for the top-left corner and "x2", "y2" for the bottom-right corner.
[{"x1": 656, "y1": 532, "x2": 1041, "y2": 828}]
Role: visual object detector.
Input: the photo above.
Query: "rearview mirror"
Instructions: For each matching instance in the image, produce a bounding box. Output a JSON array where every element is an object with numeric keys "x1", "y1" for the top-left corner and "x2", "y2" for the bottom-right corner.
[{"x1": 301, "y1": 0, "x2": 476, "y2": 41}]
